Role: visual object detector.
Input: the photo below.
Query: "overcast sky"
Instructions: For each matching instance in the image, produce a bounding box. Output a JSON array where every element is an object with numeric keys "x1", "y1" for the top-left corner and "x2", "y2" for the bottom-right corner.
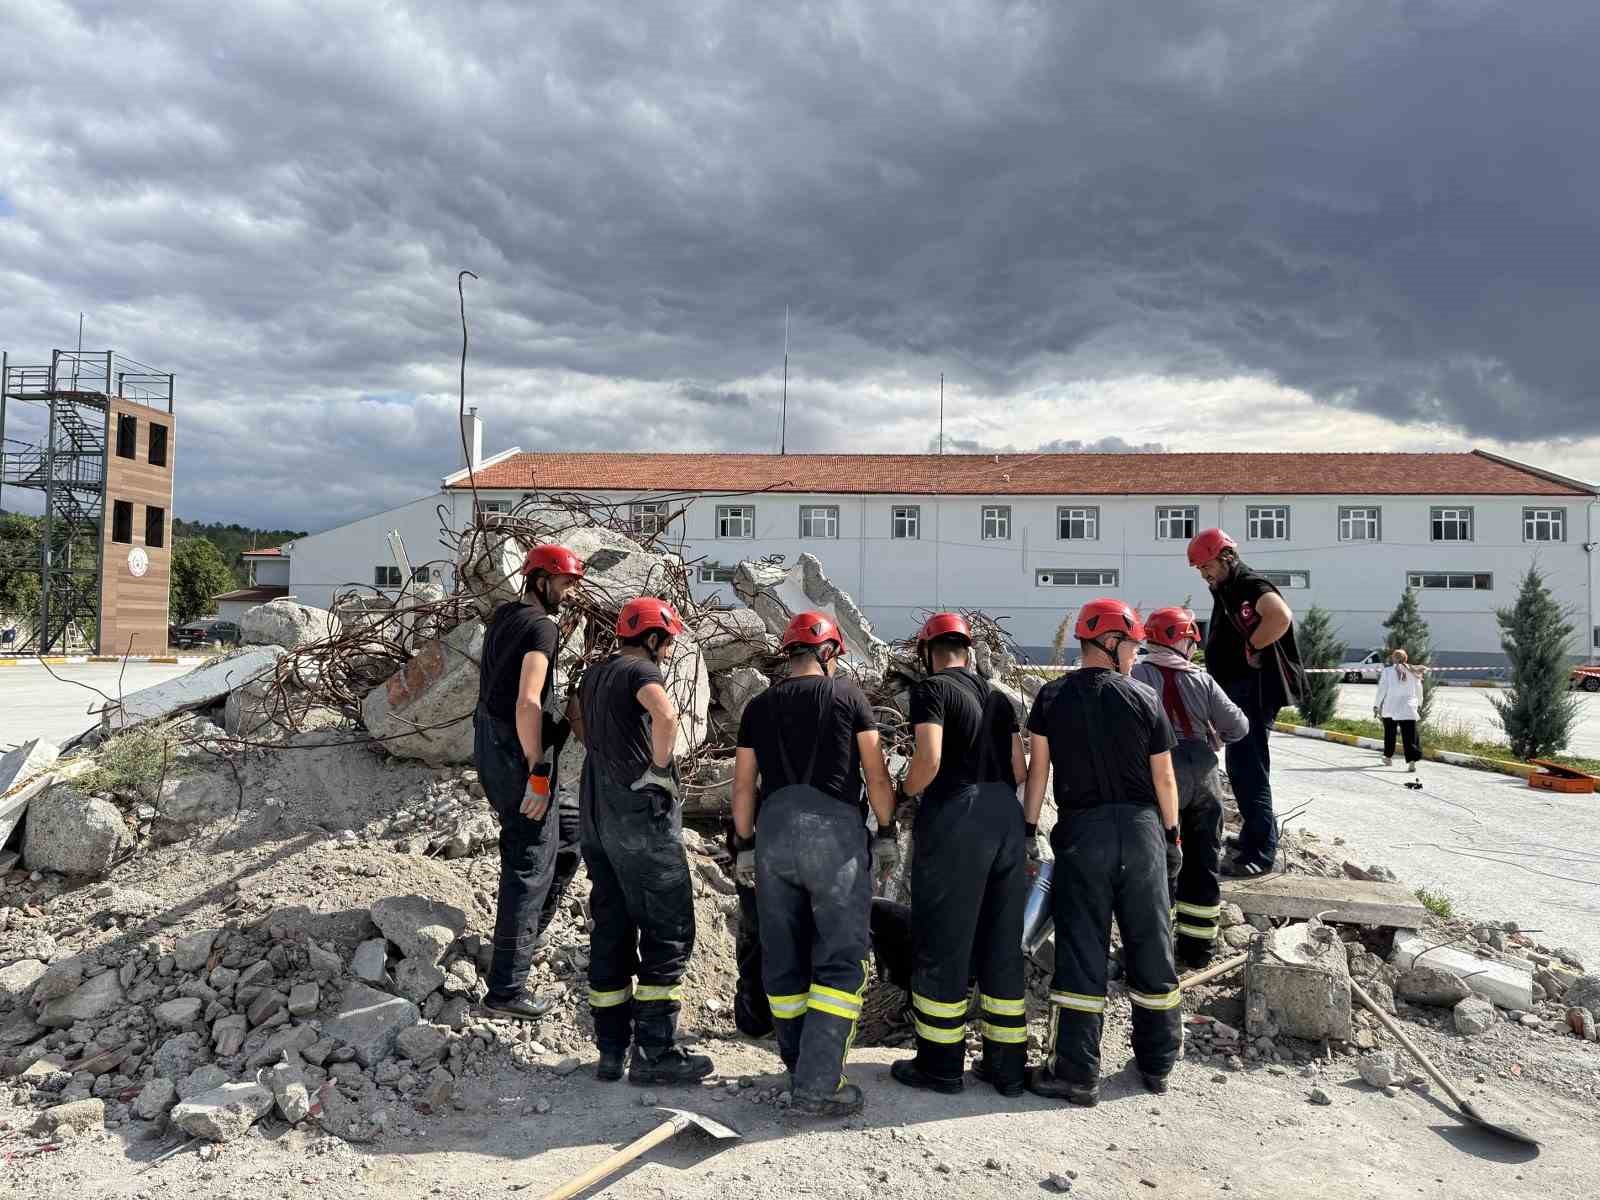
[{"x1": 3, "y1": 1, "x2": 1598, "y2": 531}]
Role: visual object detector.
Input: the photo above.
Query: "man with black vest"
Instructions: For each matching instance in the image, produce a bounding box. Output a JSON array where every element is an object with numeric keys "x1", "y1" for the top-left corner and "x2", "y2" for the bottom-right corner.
[
  {"x1": 890, "y1": 612, "x2": 1029, "y2": 1098},
  {"x1": 731, "y1": 611, "x2": 896, "y2": 1117}
]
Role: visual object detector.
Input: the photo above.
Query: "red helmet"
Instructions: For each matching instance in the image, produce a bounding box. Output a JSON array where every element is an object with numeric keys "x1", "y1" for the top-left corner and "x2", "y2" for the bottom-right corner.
[
  {"x1": 916, "y1": 612, "x2": 972, "y2": 646},
  {"x1": 523, "y1": 543, "x2": 585, "y2": 578},
  {"x1": 782, "y1": 611, "x2": 843, "y2": 654},
  {"x1": 1186, "y1": 528, "x2": 1237, "y2": 568},
  {"x1": 616, "y1": 597, "x2": 685, "y2": 640},
  {"x1": 1073, "y1": 598, "x2": 1145, "y2": 642},
  {"x1": 1146, "y1": 606, "x2": 1200, "y2": 648}
]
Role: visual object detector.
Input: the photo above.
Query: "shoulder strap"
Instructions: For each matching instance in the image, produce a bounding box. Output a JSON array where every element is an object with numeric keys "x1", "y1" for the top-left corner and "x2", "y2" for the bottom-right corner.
[
  {"x1": 1153, "y1": 666, "x2": 1196, "y2": 741},
  {"x1": 771, "y1": 678, "x2": 838, "y2": 791}
]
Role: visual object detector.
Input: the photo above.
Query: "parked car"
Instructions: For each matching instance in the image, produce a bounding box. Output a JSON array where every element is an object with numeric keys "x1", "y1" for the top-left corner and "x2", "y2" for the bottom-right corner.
[
  {"x1": 1573, "y1": 664, "x2": 1600, "y2": 693},
  {"x1": 1338, "y1": 649, "x2": 1385, "y2": 683},
  {"x1": 174, "y1": 618, "x2": 241, "y2": 648}
]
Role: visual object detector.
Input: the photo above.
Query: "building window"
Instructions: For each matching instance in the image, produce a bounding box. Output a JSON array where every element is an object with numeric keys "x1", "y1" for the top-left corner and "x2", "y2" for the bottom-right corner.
[
  {"x1": 1407, "y1": 572, "x2": 1492, "y2": 591},
  {"x1": 412, "y1": 565, "x2": 432, "y2": 582},
  {"x1": 145, "y1": 505, "x2": 165, "y2": 549},
  {"x1": 799, "y1": 505, "x2": 840, "y2": 539},
  {"x1": 1155, "y1": 506, "x2": 1197, "y2": 541},
  {"x1": 374, "y1": 565, "x2": 402, "y2": 588},
  {"x1": 1246, "y1": 505, "x2": 1290, "y2": 541},
  {"x1": 1338, "y1": 506, "x2": 1381, "y2": 542},
  {"x1": 980, "y1": 505, "x2": 1011, "y2": 540},
  {"x1": 630, "y1": 502, "x2": 669, "y2": 536},
  {"x1": 892, "y1": 505, "x2": 921, "y2": 540},
  {"x1": 1430, "y1": 506, "x2": 1474, "y2": 542},
  {"x1": 698, "y1": 563, "x2": 737, "y2": 584},
  {"x1": 1523, "y1": 507, "x2": 1566, "y2": 543},
  {"x1": 116, "y1": 414, "x2": 137, "y2": 460},
  {"x1": 1036, "y1": 568, "x2": 1119, "y2": 587},
  {"x1": 148, "y1": 422, "x2": 168, "y2": 467},
  {"x1": 111, "y1": 500, "x2": 133, "y2": 544},
  {"x1": 1260, "y1": 569, "x2": 1310, "y2": 589},
  {"x1": 716, "y1": 505, "x2": 755, "y2": 539},
  {"x1": 1056, "y1": 506, "x2": 1099, "y2": 541}
]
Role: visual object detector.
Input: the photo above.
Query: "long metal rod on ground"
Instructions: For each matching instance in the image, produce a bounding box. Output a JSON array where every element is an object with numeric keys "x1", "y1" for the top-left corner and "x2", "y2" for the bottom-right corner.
[{"x1": 1179, "y1": 952, "x2": 1248, "y2": 988}]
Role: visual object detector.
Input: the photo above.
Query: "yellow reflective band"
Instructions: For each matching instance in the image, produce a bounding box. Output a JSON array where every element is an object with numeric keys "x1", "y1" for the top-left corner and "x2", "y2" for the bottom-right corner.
[
  {"x1": 808, "y1": 997, "x2": 861, "y2": 1021},
  {"x1": 1175, "y1": 922, "x2": 1219, "y2": 940},
  {"x1": 1176, "y1": 901, "x2": 1222, "y2": 919},
  {"x1": 980, "y1": 994, "x2": 1026, "y2": 1016},
  {"x1": 634, "y1": 983, "x2": 684, "y2": 1002},
  {"x1": 810, "y1": 982, "x2": 865, "y2": 1011},
  {"x1": 1049, "y1": 991, "x2": 1107, "y2": 1014},
  {"x1": 767, "y1": 992, "x2": 808, "y2": 1019},
  {"x1": 912, "y1": 1016, "x2": 967, "y2": 1044},
  {"x1": 589, "y1": 984, "x2": 632, "y2": 1008},
  {"x1": 980, "y1": 1021, "x2": 1029, "y2": 1044},
  {"x1": 912, "y1": 993, "x2": 970, "y2": 1019},
  {"x1": 1129, "y1": 988, "x2": 1183, "y2": 1011}
]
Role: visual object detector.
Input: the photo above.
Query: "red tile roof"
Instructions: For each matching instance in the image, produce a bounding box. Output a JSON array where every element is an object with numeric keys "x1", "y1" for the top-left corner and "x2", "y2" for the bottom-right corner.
[
  {"x1": 446, "y1": 450, "x2": 1592, "y2": 497},
  {"x1": 241, "y1": 547, "x2": 283, "y2": 557},
  {"x1": 212, "y1": 585, "x2": 289, "y2": 603}
]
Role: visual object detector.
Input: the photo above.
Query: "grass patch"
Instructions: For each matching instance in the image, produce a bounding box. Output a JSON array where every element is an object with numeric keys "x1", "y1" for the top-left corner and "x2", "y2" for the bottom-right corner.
[
  {"x1": 1277, "y1": 708, "x2": 1600, "y2": 776},
  {"x1": 76, "y1": 726, "x2": 179, "y2": 796},
  {"x1": 1414, "y1": 888, "x2": 1455, "y2": 919}
]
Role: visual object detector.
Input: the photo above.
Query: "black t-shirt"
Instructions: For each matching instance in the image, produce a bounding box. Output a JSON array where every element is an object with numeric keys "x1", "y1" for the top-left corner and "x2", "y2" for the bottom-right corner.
[
  {"x1": 578, "y1": 654, "x2": 664, "y2": 785},
  {"x1": 1025, "y1": 668, "x2": 1176, "y2": 811},
  {"x1": 909, "y1": 668, "x2": 1018, "y2": 802},
  {"x1": 478, "y1": 601, "x2": 560, "y2": 724},
  {"x1": 1205, "y1": 566, "x2": 1304, "y2": 710},
  {"x1": 737, "y1": 674, "x2": 878, "y2": 808}
]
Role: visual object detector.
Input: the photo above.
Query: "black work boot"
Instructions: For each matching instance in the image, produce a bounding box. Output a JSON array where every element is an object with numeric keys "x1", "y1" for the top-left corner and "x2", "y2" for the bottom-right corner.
[
  {"x1": 890, "y1": 1058, "x2": 965, "y2": 1095},
  {"x1": 790, "y1": 1082, "x2": 865, "y2": 1118},
  {"x1": 970, "y1": 1058, "x2": 1025, "y2": 1098},
  {"x1": 479, "y1": 991, "x2": 552, "y2": 1022},
  {"x1": 628, "y1": 1044, "x2": 714, "y2": 1086},
  {"x1": 595, "y1": 1048, "x2": 627, "y2": 1081},
  {"x1": 1141, "y1": 1071, "x2": 1170, "y2": 1095},
  {"x1": 1025, "y1": 1064, "x2": 1099, "y2": 1107},
  {"x1": 1177, "y1": 941, "x2": 1215, "y2": 972}
]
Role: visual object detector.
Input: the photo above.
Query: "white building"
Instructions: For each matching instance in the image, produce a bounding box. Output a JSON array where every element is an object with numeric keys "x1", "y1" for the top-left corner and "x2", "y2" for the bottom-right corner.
[
  {"x1": 211, "y1": 547, "x2": 290, "y2": 624},
  {"x1": 277, "y1": 414, "x2": 1600, "y2": 664}
]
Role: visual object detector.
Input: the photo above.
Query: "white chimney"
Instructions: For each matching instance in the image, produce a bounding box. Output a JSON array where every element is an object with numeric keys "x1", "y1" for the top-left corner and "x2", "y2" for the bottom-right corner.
[{"x1": 461, "y1": 406, "x2": 483, "y2": 472}]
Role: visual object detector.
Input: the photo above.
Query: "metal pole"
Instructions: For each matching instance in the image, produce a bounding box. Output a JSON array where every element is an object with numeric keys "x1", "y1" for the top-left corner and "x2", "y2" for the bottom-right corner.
[
  {"x1": 40, "y1": 357, "x2": 58, "y2": 652},
  {"x1": 939, "y1": 373, "x2": 944, "y2": 456},
  {"x1": 0, "y1": 351, "x2": 8, "y2": 518},
  {"x1": 780, "y1": 306, "x2": 789, "y2": 456}
]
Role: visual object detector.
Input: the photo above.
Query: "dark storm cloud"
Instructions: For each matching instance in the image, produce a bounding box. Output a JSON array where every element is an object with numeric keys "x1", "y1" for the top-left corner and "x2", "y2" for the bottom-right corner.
[{"x1": 2, "y1": 1, "x2": 1596, "y2": 528}]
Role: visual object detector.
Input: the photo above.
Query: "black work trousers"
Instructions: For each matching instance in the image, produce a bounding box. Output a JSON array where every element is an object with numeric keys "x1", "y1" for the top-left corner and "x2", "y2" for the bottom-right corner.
[
  {"x1": 538, "y1": 799, "x2": 581, "y2": 938},
  {"x1": 1382, "y1": 718, "x2": 1422, "y2": 764},
  {"x1": 475, "y1": 705, "x2": 560, "y2": 1000},
  {"x1": 580, "y1": 766, "x2": 695, "y2": 1055},
  {"x1": 755, "y1": 786, "x2": 871, "y2": 1097},
  {"x1": 725, "y1": 826, "x2": 774, "y2": 1037},
  {"x1": 909, "y1": 784, "x2": 1029, "y2": 1087},
  {"x1": 1047, "y1": 805, "x2": 1181, "y2": 1086},
  {"x1": 1222, "y1": 673, "x2": 1279, "y2": 869},
  {"x1": 1171, "y1": 740, "x2": 1225, "y2": 968}
]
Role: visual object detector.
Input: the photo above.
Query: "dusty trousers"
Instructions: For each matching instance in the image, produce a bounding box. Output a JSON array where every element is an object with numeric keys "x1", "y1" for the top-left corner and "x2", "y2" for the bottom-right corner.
[
  {"x1": 755, "y1": 785, "x2": 871, "y2": 1097},
  {"x1": 726, "y1": 825, "x2": 774, "y2": 1037},
  {"x1": 579, "y1": 766, "x2": 695, "y2": 1056},
  {"x1": 908, "y1": 783, "x2": 1028, "y2": 1086},
  {"x1": 474, "y1": 704, "x2": 560, "y2": 1000},
  {"x1": 1047, "y1": 804, "x2": 1181, "y2": 1085},
  {"x1": 1170, "y1": 740, "x2": 1225, "y2": 968}
]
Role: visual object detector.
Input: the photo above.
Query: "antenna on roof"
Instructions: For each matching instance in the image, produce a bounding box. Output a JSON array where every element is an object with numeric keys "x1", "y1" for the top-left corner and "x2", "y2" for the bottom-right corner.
[
  {"x1": 939, "y1": 372, "x2": 944, "y2": 456},
  {"x1": 780, "y1": 305, "x2": 790, "y2": 456}
]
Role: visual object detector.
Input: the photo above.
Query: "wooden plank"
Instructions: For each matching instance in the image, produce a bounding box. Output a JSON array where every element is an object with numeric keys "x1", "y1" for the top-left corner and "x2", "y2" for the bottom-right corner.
[{"x1": 1220, "y1": 874, "x2": 1426, "y2": 928}]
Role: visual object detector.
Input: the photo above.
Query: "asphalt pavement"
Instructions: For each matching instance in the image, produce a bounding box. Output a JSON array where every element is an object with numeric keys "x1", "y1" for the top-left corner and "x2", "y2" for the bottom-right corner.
[
  {"x1": 1335, "y1": 681, "x2": 1600, "y2": 759},
  {"x1": 1, "y1": 660, "x2": 197, "y2": 748}
]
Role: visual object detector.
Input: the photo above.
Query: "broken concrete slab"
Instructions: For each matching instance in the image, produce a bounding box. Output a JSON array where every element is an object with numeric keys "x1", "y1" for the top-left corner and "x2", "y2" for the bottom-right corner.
[
  {"x1": 1454, "y1": 995, "x2": 1496, "y2": 1035},
  {"x1": 0, "y1": 738, "x2": 59, "y2": 846},
  {"x1": 1392, "y1": 931, "x2": 1534, "y2": 1011},
  {"x1": 37, "y1": 969, "x2": 124, "y2": 1029},
  {"x1": 0, "y1": 959, "x2": 47, "y2": 1007},
  {"x1": 171, "y1": 1080, "x2": 274, "y2": 1142},
  {"x1": 456, "y1": 529, "x2": 527, "y2": 619},
  {"x1": 1395, "y1": 964, "x2": 1472, "y2": 1008},
  {"x1": 21, "y1": 784, "x2": 132, "y2": 877},
  {"x1": 241, "y1": 598, "x2": 337, "y2": 650},
  {"x1": 360, "y1": 619, "x2": 483, "y2": 764},
  {"x1": 734, "y1": 553, "x2": 889, "y2": 677},
  {"x1": 694, "y1": 607, "x2": 775, "y2": 674},
  {"x1": 661, "y1": 628, "x2": 711, "y2": 758},
  {"x1": 1220, "y1": 873, "x2": 1426, "y2": 929},
  {"x1": 101, "y1": 645, "x2": 285, "y2": 732},
  {"x1": 714, "y1": 666, "x2": 768, "y2": 726},
  {"x1": 133, "y1": 1078, "x2": 177, "y2": 1120},
  {"x1": 154, "y1": 772, "x2": 238, "y2": 826},
  {"x1": 1245, "y1": 922, "x2": 1353, "y2": 1041},
  {"x1": 370, "y1": 895, "x2": 467, "y2": 965},
  {"x1": 225, "y1": 676, "x2": 344, "y2": 743},
  {"x1": 325, "y1": 982, "x2": 420, "y2": 1066}
]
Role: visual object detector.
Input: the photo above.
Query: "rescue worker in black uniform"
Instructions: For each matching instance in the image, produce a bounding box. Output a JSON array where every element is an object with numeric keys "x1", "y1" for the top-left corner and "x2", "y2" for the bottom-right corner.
[
  {"x1": 890, "y1": 612, "x2": 1030, "y2": 1097},
  {"x1": 574, "y1": 596, "x2": 712, "y2": 1086},
  {"x1": 731, "y1": 611, "x2": 896, "y2": 1117},
  {"x1": 1023, "y1": 598, "x2": 1184, "y2": 1104},
  {"x1": 473, "y1": 543, "x2": 585, "y2": 1021}
]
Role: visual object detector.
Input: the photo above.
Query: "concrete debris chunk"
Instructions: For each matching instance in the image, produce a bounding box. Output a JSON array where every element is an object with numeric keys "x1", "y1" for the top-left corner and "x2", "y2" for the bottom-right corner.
[
  {"x1": 225, "y1": 676, "x2": 344, "y2": 742},
  {"x1": 734, "y1": 553, "x2": 889, "y2": 677},
  {"x1": 1453, "y1": 996, "x2": 1496, "y2": 1036},
  {"x1": 174, "y1": 928, "x2": 222, "y2": 973},
  {"x1": 0, "y1": 958, "x2": 48, "y2": 1007},
  {"x1": 0, "y1": 738, "x2": 59, "y2": 846},
  {"x1": 1395, "y1": 964, "x2": 1471, "y2": 1008},
  {"x1": 455, "y1": 530, "x2": 529, "y2": 618},
  {"x1": 326, "y1": 982, "x2": 421, "y2": 1066},
  {"x1": 393, "y1": 958, "x2": 446, "y2": 1004},
  {"x1": 133, "y1": 1078, "x2": 178, "y2": 1120},
  {"x1": 34, "y1": 1098, "x2": 106, "y2": 1134},
  {"x1": 1391, "y1": 931, "x2": 1534, "y2": 1011},
  {"x1": 241, "y1": 598, "x2": 338, "y2": 650},
  {"x1": 370, "y1": 895, "x2": 468, "y2": 965},
  {"x1": 102, "y1": 645, "x2": 285, "y2": 732},
  {"x1": 269, "y1": 1059, "x2": 313, "y2": 1123},
  {"x1": 154, "y1": 997, "x2": 203, "y2": 1028},
  {"x1": 395, "y1": 1022, "x2": 449, "y2": 1064},
  {"x1": 30, "y1": 957, "x2": 86, "y2": 1006},
  {"x1": 21, "y1": 785, "x2": 132, "y2": 877},
  {"x1": 1219, "y1": 874, "x2": 1425, "y2": 928},
  {"x1": 715, "y1": 666, "x2": 769, "y2": 725},
  {"x1": 306, "y1": 941, "x2": 343, "y2": 982},
  {"x1": 178, "y1": 1065, "x2": 230, "y2": 1099},
  {"x1": 361, "y1": 619, "x2": 484, "y2": 764},
  {"x1": 1245, "y1": 921, "x2": 1352, "y2": 1041},
  {"x1": 37, "y1": 968, "x2": 124, "y2": 1029},
  {"x1": 1565, "y1": 973, "x2": 1600, "y2": 1020},
  {"x1": 1356, "y1": 1050, "x2": 1407, "y2": 1088},
  {"x1": 212, "y1": 1013, "x2": 249, "y2": 1056},
  {"x1": 171, "y1": 1080, "x2": 274, "y2": 1142},
  {"x1": 694, "y1": 607, "x2": 774, "y2": 674},
  {"x1": 288, "y1": 981, "x2": 321, "y2": 1016},
  {"x1": 350, "y1": 938, "x2": 389, "y2": 984}
]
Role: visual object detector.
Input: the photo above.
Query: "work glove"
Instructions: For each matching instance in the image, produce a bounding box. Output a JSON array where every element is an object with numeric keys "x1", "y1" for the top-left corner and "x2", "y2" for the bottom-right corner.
[
  {"x1": 732, "y1": 833, "x2": 756, "y2": 889},
  {"x1": 630, "y1": 761, "x2": 679, "y2": 801},
  {"x1": 1244, "y1": 644, "x2": 1264, "y2": 670},
  {"x1": 871, "y1": 820, "x2": 901, "y2": 880},
  {"x1": 1164, "y1": 826, "x2": 1183, "y2": 900},
  {"x1": 1024, "y1": 821, "x2": 1043, "y2": 878},
  {"x1": 520, "y1": 761, "x2": 552, "y2": 820}
]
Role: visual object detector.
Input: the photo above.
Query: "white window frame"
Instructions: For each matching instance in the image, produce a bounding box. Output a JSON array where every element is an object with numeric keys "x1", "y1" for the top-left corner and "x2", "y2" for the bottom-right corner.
[
  {"x1": 1407, "y1": 571, "x2": 1492, "y2": 591},
  {"x1": 1056, "y1": 505, "x2": 1100, "y2": 541},
  {"x1": 1260, "y1": 570, "x2": 1311, "y2": 589},
  {"x1": 891, "y1": 505, "x2": 921, "y2": 540},
  {"x1": 1338, "y1": 506, "x2": 1381, "y2": 542},
  {"x1": 1155, "y1": 505, "x2": 1198, "y2": 541},
  {"x1": 1430, "y1": 506, "x2": 1474, "y2": 543},
  {"x1": 1523, "y1": 506, "x2": 1566, "y2": 543},
  {"x1": 716, "y1": 504, "x2": 755, "y2": 539},
  {"x1": 374, "y1": 565, "x2": 402, "y2": 588},
  {"x1": 981, "y1": 505, "x2": 1011, "y2": 541},
  {"x1": 1246, "y1": 505, "x2": 1290, "y2": 541},
  {"x1": 629, "y1": 501, "x2": 669, "y2": 536},
  {"x1": 799, "y1": 504, "x2": 840, "y2": 539},
  {"x1": 697, "y1": 563, "x2": 736, "y2": 584},
  {"x1": 1035, "y1": 568, "x2": 1120, "y2": 587}
]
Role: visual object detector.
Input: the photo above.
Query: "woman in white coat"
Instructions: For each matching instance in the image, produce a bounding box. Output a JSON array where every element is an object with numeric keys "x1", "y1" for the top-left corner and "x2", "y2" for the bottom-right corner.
[{"x1": 1374, "y1": 649, "x2": 1424, "y2": 770}]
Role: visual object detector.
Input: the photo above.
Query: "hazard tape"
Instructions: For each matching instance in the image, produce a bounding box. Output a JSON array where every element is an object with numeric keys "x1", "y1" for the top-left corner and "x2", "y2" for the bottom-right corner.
[{"x1": 0, "y1": 655, "x2": 202, "y2": 667}]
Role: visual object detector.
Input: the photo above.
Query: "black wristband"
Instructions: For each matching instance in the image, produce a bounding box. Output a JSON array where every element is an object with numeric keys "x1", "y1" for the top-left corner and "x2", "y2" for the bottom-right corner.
[
  {"x1": 1024, "y1": 822, "x2": 1039, "y2": 838},
  {"x1": 877, "y1": 818, "x2": 898, "y2": 840},
  {"x1": 733, "y1": 833, "x2": 755, "y2": 853},
  {"x1": 1165, "y1": 825, "x2": 1180, "y2": 844},
  {"x1": 530, "y1": 761, "x2": 551, "y2": 777}
]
